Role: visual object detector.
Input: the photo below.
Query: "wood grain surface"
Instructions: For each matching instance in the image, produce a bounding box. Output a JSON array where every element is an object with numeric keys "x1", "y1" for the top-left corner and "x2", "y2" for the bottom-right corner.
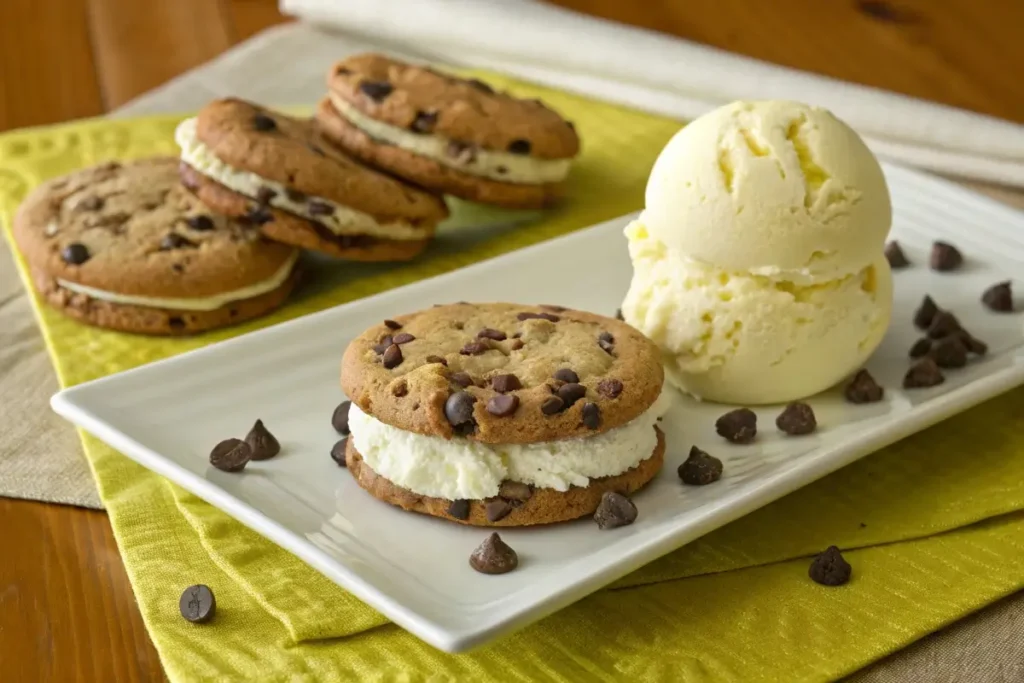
[{"x1": 0, "y1": 1, "x2": 1020, "y2": 681}]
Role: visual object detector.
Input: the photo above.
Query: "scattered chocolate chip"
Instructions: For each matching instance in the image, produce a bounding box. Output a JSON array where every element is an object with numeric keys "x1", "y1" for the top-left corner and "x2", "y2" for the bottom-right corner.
[
  {"x1": 581, "y1": 402, "x2": 601, "y2": 429},
  {"x1": 927, "y1": 311, "x2": 961, "y2": 339},
  {"x1": 477, "y1": 328, "x2": 507, "y2": 341},
  {"x1": 913, "y1": 295, "x2": 939, "y2": 329},
  {"x1": 598, "y1": 331, "x2": 615, "y2": 344},
  {"x1": 961, "y1": 333, "x2": 988, "y2": 355},
  {"x1": 484, "y1": 499, "x2": 512, "y2": 523},
  {"x1": 209, "y1": 438, "x2": 252, "y2": 472},
  {"x1": 508, "y1": 139, "x2": 532, "y2": 155},
  {"x1": 511, "y1": 331, "x2": 522, "y2": 338},
  {"x1": 470, "y1": 533, "x2": 518, "y2": 574},
  {"x1": 447, "y1": 499, "x2": 470, "y2": 520},
  {"x1": 255, "y1": 187, "x2": 276, "y2": 205},
  {"x1": 444, "y1": 391, "x2": 476, "y2": 427},
  {"x1": 172, "y1": 263, "x2": 185, "y2": 274},
  {"x1": 61, "y1": 242, "x2": 90, "y2": 265},
  {"x1": 392, "y1": 333, "x2": 416, "y2": 345},
  {"x1": 597, "y1": 378, "x2": 624, "y2": 399},
  {"x1": 330, "y1": 439, "x2": 347, "y2": 467},
  {"x1": 557, "y1": 382, "x2": 587, "y2": 407},
  {"x1": 168, "y1": 317, "x2": 186, "y2": 331},
  {"x1": 909, "y1": 338, "x2": 932, "y2": 358},
  {"x1": 245, "y1": 419, "x2": 280, "y2": 460},
  {"x1": 541, "y1": 396, "x2": 564, "y2": 415},
  {"x1": 884, "y1": 240, "x2": 909, "y2": 268},
  {"x1": 982, "y1": 281, "x2": 1014, "y2": 312},
  {"x1": 450, "y1": 372, "x2": 474, "y2": 388},
  {"x1": 930, "y1": 241, "x2": 963, "y2": 271},
  {"x1": 179, "y1": 585, "x2": 216, "y2": 623},
  {"x1": 553, "y1": 368, "x2": 579, "y2": 384},
  {"x1": 382, "y1": 344, "x2": 403, "y2": 369},
  {"x1": 425, "y1": 355, "x2": 448, "y2": 366},
  {"x1": 498, "y1": 481, "x2": 533, "y2": 502},
  {"x1": 307, "y1": 200, "x2": 334, "y2": 216},
  {"x1": 372, "y1": 335, "x2": 394, "y2": 355},
  {"x1": 715, "y1": 408, "x2": 757, "y2": 444},
  {"x1": 487, "y1": 394, "x2": 519, "y2": 417},
  {"x1": 186, "y1": 215, "x2": 214, "y2": 231},
  {"x1": 446, "y1": 140, "x2": 477, "y2": 164},
  {"x1": 509, "y1": 339, "x2": 524, "y2": 351},
  {"x1": 903, "y1": 357, "x2": 945, "y2": 388},
  {"x1": 391, "y1": 380, "x2": 408, "y2": 397},
  {"x1": 252, "y1": 113, "x2": 277, "y2": 131},
  {"x1": 460, "y1": 340, "x2": 492, "y2": 355},
  {"x1": 491, "y1": 374, "x2": 522, "y2": 393},
  {"x1": 598, "y1": 340, "x2": 615, "y2": 355},
  {"x1": 285, "y1": 189, "x2": 306, "y2": 203},
  {"x1": 517, "y1": 311, "x2": 560, "y2": 322},
  {"x1": 931, "y1": 336, "x2": 968, "y2": 369},
  {"x1": 410, "y1": 110, "x2": 439, "y2": 133},
  {"x1": 359, "y1": 80, "x2": 393, "y2": 101},
  {"x1": 160, "y1": 233, "x2": 195, "y2": 251},
  {"x1": 845, "y1": 369, "x2": 884, "y2": 403},
  {"x1": 808, "y1": 546, "x2": 852, "y2": 586},
  {"x1": 383, "y1": 319, "x2": 402, "y2": 330},
  {"x1": 466, "y1": 78, "x2": 495, "y2": 94},
  {"x1": 776, "y1": 402, "x2": 817, "y2": 435},
  {"x1": 332, "y1": 401, "x2": 352, "y2": 434},
  {"x1": 615, "y1": 308, "x2": 624, "y2": 320},
  {"x1": 678, "y1": 446, "x2": 723, "y2": 485},
  {"x1": 593, "y1": 491, "x2": 638, "y2": 529}
]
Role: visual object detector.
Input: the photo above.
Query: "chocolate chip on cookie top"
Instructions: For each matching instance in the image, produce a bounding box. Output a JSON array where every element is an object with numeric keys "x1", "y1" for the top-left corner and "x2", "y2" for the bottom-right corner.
[
  {"x1": 326, "y1": 54, "x2": 580, "y2": 160},
  {"x1": 341, "y1": 303, "x2": 663, "y2": 444}
]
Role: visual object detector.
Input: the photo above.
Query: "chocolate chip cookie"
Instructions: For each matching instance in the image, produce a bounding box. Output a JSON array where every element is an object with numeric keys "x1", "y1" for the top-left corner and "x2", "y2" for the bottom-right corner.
[
  {"x1": 12, "y1": 158, "x2": 300, "y2": 335},
  {"x1": 316, "y1": 54, "x2": 581, "y2": 209},
  {"x1": 339, "y1": 303, "x2": 668, "y2": 527},
  {"x1": 176, "y1": 98, "x2": 448, "y2": 261}
]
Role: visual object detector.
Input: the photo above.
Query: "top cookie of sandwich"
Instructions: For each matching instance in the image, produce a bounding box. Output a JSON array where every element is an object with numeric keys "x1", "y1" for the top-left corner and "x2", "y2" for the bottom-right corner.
[
  {"x1": 341, "y1": 303, "x2": 663, "y2": 444},
  {"x1": 188, "y1": 98, "x2": 447, "y2": 225},
  {"x1": 326, "y1": 54, "x2": 580, "y2": 160}
]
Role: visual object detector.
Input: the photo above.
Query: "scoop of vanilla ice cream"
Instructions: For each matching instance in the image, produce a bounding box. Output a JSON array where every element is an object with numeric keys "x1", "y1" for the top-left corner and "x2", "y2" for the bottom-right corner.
[
  {"x1": 643, "y1": 100, "x2": 891, "y2": 282},
  {"x1": 621, "y1": 219, "x2": 892, "y2": 404}
]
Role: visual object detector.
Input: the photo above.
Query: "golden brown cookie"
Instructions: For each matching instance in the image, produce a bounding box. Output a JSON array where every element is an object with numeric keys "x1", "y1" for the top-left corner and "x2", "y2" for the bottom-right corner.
[
  {"x1": 176, "y1": 98, "x2": 448, "y2": 260},
  {"x1": 316, "y1": 54, "x2": 580, "y2": 209},
  {"x1": 12, "y1": 158, "x2": 300, "y2": 335}
]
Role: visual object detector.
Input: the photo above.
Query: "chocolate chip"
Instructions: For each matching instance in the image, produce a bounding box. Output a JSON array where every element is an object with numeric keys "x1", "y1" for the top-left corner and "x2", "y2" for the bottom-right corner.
[
  {"x1": 410, "y1": 110, "x2": 438, "y2": 133},
  {"x1": 255, "y1": 187, "x2": 277, "y2": 205},
  {"x1": 491, "y1": 374, "x2": 522, "y2": 393},
  {"x1": 909, "y1": 338, "x2": 932, "y2": 358},
  {"x1": 553, "y1": 368, "x2": 579, "y2": 384},
  {"x1": 913, "y1": 295, "x2": 939, "y2": 329},
  {"x1": 425, "y1": 355, "x2": 448, "y2": 366},
  {"x1": 285, "y1": 189, "x2": 306, "y2": 203},
  {"x1": 466, "y1": 78, "x2": 495, "y2": 94},
  {"x1": 444, "y1": 391, "x2": 476, "y2": 427},
  {"x1": 446, "y1": 140, "x2": 477, "y2": 164},
  {"x1": 244, "y1": 207, "x2": 274, "y2": 226},
  {"x1": 460, "y1": 340, "x2": 492, "y2": 355},
  {"x1": 884, "y1": 240, "x2": 909, "y2": 268},
  {"x1": 450, "y1": 372, "x2": 474, "y2": 388},
  {"x1": 330, "y1": 439, "x2": 347, "y2": 467},
  {"x1": 447, "y1": 499, "x2": 470, "y2": 520},
  {"x1": 487, "y1": 394, "x2": 519, "y2": 417},
  {"x1": 541, "y1": 396, "x2": 564, "y2": 415},
  {"x1": 808, "y1": 546, "x2": 852, "y2": 586},
  {"x1": 615, "y1": 308, "x2": 624, "y2": 320},
  {"x1": 484, "y1": 499, "x2": 512, "y2": 523},
  {"x1": 477, "y1": 328, "x2": 507, "y2": 341},
  {"x1": 598, "y1": 339, "x2": 615, "y2": 355},
  {"x1": 172, "y1": 263, "x2": 185, "y2": 274},
  {"x1": 498, "y1": 481, "x2": 533, "y2": 502},
  {"x1": 587, "y1": 491, "x2": 637, "y2": 530},
  {"x1": 517, "y1": 311, "x2": 560, "y2": 322},
  {"x1": 580, "y1": 402, "x2": 601, "y2": 430},
  {"x1": 359, "y1": 80, "x2": 393, "y2": 101},
  {"x1": 470, "y1": 533, "x2": 518, "y2": 574},
  {"x1": 678, "y1": 446, "x2": 723, "y2": 485},
  {"x1": 392, "y1": 333, "x2": 416, "y2": 345},
  {"x1": 168, "y1": 317, "x2": 186, "y2": 331},
  {"x1": 597, "y1": 378, "x2": 624, "y2": 398},
  {"x1": 541, "y1": 304, "x2": 567, "y2": 312},
  {"x1": 61, "y1": 243, "x2": 90, "y2": 265},
  {"x1": 931, "y1": 336, "x2": 968, "y2": 369},
  {"x1": 384, "y1": 319, "x2": 402, "y2": 330},
  {"x1": 775, "y1": 402, "x2": 817, "y2": 435},
  {"x1": 598, "y1": 331, "x2": 615, "y2": 343},
  {"x1": 927, "y1": 310, "x2": 961, "y2": 339},
  {"x1": 510, "y1": 339, "x2": 524, "y2": 351},
  {"x1": 715, "y1": 408, "x2": 757, "y2": 444},
  {"x1": 252, "y1": 114, "x2": 277, "y2": 131},
  {"x1": 903, "y1": 357, "x2": 945, "y2": 388},
  {"x1": 508, "y1": 139, "x2": 532, "y2": 155},
  {"x1": 382, "y1": 344, "x2": 403, "y2": 369},
  {"x1": 930, "y1": 241, "x2": 963, "y2": 271},
  {"x1": 307, "y1": 200, "x2": 334, "y2": 216},
  {"x1": 245, "y1": 419, "x2": 280, "y2": 460},
  {"x1": 332, "y1": 400, "x2": 351, "y2": 434},
  {"x1": 391, "y1": 380, "x2": 408, "y2": 397},
  {"x1": 557, "y1": 382, "x2": 587, "y2": 407},
  {"x1": 209, "y1": 438, "x2": 252, "y2": 472},
  {"x1": 982, "y1": 281, "x2": 1013, "y2": 312},
  {"x1": 160, "y1": 233, "x2": 195, "y2": 251},
  {"x1": 845, "y1": 369, "x2": 884, "y2": 403},
  {"x1": 186, "y1": 215, "x2": 214, "y2": 231},
  {"x1": 961, "y1": 333, "x2": 988, "y2": 355},
  {"x1": 179, "y1": 585, "x2": 216, "y2": 623}
]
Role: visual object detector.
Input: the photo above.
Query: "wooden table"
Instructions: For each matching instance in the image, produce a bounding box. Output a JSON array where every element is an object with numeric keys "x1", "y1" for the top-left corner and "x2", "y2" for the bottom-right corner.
[{"x1": 0, "y1": 1, "x2": 1021, "y2": 680}]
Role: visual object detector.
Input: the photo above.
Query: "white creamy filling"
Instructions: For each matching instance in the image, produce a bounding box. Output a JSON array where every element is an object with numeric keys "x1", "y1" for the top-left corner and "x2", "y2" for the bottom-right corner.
[
  {"x1": 348, "y1": 389, "x2": 672, "y2": 500},
  {"x1": 329, "y1": 94, "x2": 573, "y2": 185},
  {"x1": 175, "y1": 118, "x2": 423, "y2": 241},
  {"x1": 56, "y1": 251, "x2": 299, "y2": 312}
]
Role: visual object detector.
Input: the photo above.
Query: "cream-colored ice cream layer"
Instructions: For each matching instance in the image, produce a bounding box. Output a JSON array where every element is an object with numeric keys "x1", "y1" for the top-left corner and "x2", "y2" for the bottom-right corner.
[
  {"x1": 622, "y1": 220, "x2": 892, "y2": 404},
  {"x1": 56, "y1": 252, "x2": 299, "y2": 312},
  {"x1": 643, "y1": 100, "x2": 891, "y2": 282},
  {"x1": 347, "y1": 390, "x2": 672, "y2": 501},
  {"x1": 175, "y1": 118, "x2": 423, "y2": 240},
  {"x1": 329, "y1": 94, "x2": 573, "y2": 185}
]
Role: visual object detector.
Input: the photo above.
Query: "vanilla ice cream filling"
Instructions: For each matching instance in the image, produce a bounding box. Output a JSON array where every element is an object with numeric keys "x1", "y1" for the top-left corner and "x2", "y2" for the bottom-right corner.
[
  {"x1": 175, "y1": 118, "x2": 423, "y2": 241},
  {"x1": 328, "y1": 94, "x2": 573, "y2": 185},
  {"x1": 348, "y1": 390, "x2": 671, "y2": 500},
  {"x1": 56, "y1": 251, "x2": 299, "y2": 312}
]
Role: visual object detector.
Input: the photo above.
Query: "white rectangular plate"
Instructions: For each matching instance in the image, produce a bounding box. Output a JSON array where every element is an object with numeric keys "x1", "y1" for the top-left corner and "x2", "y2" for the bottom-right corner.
[{"x1": 52, "y1": 164, "x2": 1024, "y2": 653}]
